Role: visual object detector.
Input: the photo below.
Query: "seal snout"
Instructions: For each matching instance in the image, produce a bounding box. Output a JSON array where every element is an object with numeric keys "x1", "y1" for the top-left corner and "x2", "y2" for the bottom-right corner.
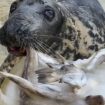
[
  {"x1": 0, "y1": 0, "x2": 63, "y2": 56},
  {"x1": 0, "y1": 16, "x2": 29, "y2": 56}
]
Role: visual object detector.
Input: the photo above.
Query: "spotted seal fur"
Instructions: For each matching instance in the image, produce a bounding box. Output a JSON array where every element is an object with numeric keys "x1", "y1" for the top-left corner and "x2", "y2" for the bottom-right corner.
[{"x1": 0, "y1": 0, "x2": 105, "y2": 61}]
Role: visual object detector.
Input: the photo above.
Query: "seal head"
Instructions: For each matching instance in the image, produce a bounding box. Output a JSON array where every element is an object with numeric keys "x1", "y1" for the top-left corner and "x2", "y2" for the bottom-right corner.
[
  {"x1": 1, "y1": 0, "x2": 105, "y2": 60},
  {"x1": 0, "y1": 0, "x2": 63, "y2": 56}
]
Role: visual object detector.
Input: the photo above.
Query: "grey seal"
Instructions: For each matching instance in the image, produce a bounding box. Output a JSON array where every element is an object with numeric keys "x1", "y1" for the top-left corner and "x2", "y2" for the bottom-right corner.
[{"x1": 0, "y1": 0, "x2": 105, "y2": 60}]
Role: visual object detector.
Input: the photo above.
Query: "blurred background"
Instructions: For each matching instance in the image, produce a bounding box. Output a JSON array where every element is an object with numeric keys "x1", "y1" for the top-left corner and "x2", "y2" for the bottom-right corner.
[
  {"x1": 0, "y1": 0, "x2": 15, "y2": 65},
  {"x1": 0, "y1": 0, "x2": 14, "y2": 24}
]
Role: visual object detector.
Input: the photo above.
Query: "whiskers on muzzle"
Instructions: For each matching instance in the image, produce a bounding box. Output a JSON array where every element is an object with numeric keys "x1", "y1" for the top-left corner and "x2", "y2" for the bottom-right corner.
[{"x1": 18, "y1": 34, "x2": 65, "y2": 63}]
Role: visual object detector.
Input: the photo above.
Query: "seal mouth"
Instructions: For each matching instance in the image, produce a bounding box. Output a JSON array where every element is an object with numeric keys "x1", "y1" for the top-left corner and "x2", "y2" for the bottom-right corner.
[{"x1": 7, "y1": 46, "x2": 26, "y2": 56}]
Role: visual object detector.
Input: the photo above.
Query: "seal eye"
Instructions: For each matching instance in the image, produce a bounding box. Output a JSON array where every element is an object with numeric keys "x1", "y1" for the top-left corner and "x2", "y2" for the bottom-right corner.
[
  {"x1": 43, "y1": 6, "x2": 55, "y2": 21},
  {"x1": 10, "y1": 2, "x2": 18, "y2": 13}
]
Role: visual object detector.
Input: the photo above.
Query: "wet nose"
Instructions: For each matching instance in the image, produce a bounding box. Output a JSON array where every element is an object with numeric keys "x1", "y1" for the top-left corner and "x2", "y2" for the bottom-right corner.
[
  {"x1": 0, "y1": 26, "x2": 15, "y2": 46},
  {"x1": 4, "y1": 16, "x2": 24, "y2": 36},
  {"x1": 0, "y1": 26, "x2": 7, "y2": 45}
]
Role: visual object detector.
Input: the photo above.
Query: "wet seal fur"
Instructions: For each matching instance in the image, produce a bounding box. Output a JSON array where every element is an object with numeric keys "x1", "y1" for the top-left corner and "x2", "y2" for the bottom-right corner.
[{"x1": 0, "y1": 0, "x2": 105, "y2": 60}]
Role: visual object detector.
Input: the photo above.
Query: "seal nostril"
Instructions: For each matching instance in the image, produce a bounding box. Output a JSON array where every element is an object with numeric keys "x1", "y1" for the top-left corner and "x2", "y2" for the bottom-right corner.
[
  {"x1": 27, "y1": 0, "x2": 35, "y2": 6},
  {"x1": 19, "y1": 0, "x2": 24, "y2": 2},
  {"x1": 40, "y1": 0, "x2": 45, "y2": 4}
]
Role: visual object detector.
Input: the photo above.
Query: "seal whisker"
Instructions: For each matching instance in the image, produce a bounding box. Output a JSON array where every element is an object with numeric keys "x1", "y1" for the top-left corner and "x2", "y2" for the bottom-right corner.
[
  {"x1": 35, "y1": 38, "x2": 64, "y2": 62},
  {"x1": 37, "y1": 35, "x2": 64, "y2": 40},
  {"x1": 34, "y1": 39, "x2": 52, "y2": 54},
  {"x1": 30, "y1": 39, "x2": 47, "y2": 54},
  {"x1": 30, "y1": 38, "x2": 58, "y2": 58},
  {"x1": 28, "y1": 37, "x2": 46, "y2": 53},
  {"x1": 36, "y1": 39, "x2": 56, "y2": 54},
  {"x1": 18, "y1": 37, "x2": 24, "y2": 49}
]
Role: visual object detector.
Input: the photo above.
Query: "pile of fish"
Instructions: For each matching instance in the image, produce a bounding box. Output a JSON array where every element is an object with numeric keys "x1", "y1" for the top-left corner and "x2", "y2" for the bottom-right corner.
[{"x1": 0, "y1": 48, "x2": 105, "y2": 105}]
